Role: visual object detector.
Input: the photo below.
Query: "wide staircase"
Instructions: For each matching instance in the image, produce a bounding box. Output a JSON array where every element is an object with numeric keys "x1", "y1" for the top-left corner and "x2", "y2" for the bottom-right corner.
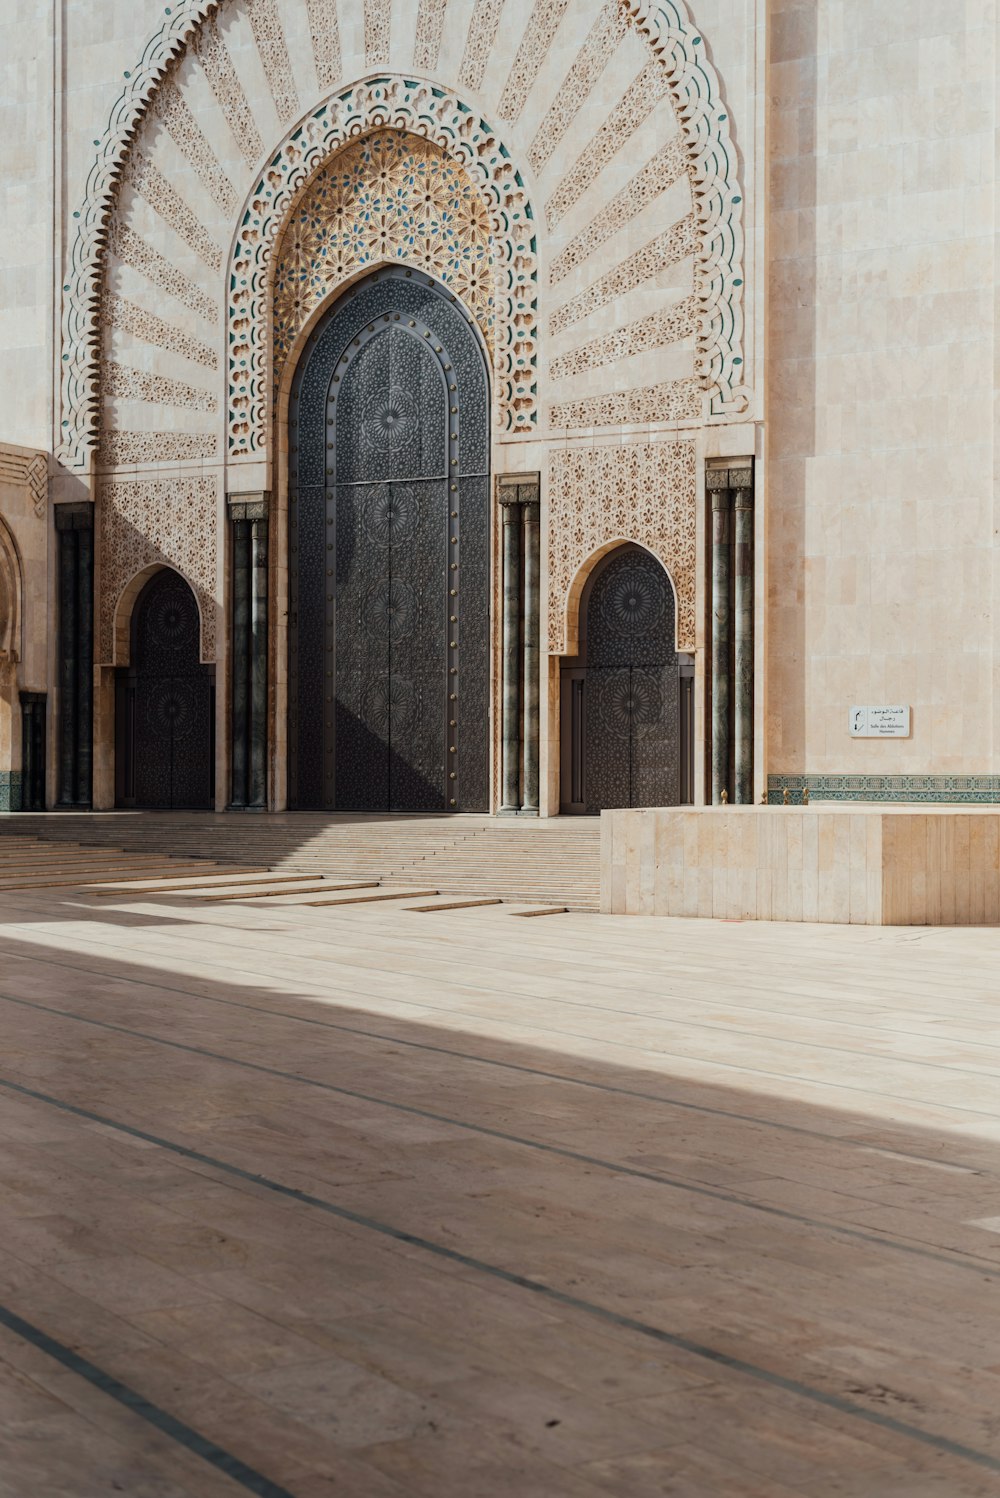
[{"x1": 0, "y1": 813, "x2": 602, "y2": 911}]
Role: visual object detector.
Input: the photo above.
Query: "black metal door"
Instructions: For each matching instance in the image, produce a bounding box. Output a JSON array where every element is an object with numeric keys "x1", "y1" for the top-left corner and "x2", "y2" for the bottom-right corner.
[
  {"x1": 116, "y1": 570, "x2": 214, "y2": 810},
  {"x1": 582, "y1": 547, "x2": 680, "y2": 812},
  {"x1": 288, "y1": 269, "x2": 490, "y2": 812}
]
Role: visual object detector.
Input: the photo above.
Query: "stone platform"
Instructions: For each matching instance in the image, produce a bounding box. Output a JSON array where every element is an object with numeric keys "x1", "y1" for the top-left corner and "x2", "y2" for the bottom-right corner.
[{"x1": 601, "y1": 805, "x2": 1000, "y2": 924}]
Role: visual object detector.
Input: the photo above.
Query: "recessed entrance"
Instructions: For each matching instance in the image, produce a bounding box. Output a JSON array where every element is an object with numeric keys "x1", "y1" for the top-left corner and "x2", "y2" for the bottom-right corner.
[
  {"x1": 115, "y1": 569, "x2": 214, "y2": 810},
  {"x1": 287, "y1": 269, "x2": 490, "y2": 812},
  {"x1": 561, "y1": 545, "x2": 691, "y2": 813}
]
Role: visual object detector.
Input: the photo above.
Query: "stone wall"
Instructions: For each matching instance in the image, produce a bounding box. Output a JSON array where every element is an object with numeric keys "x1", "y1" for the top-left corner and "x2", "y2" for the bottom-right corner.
[{"x1": 766, "y1": 0, "x2": 999, "y2": 785}]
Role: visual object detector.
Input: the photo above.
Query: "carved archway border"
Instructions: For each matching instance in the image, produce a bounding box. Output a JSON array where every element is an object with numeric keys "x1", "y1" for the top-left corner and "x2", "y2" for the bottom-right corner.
[
  {"x1": 546, "y1": 439, "x2": 697, "y2": 657},
  {"x1": 228, "y1": 78, "x2": 538, "y2": 454},
  {"x1": 58, "y1": 1, "x2": 222, "y2": 474},
  {"x1": 0, "y1": 515, "x2": 23, "y2": 663},
  {"x1": 57, "y1": 0, "x2": 747, "y2": 473},
  {"x1": 623, "y1": 1, "x2": 749, "y2": 417}
]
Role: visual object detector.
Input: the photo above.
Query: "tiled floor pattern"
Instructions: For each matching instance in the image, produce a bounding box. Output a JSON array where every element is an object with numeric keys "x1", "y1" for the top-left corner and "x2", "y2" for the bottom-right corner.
[{"x1": 0, "y1": 879, "x2": 998, "y2": 1494}]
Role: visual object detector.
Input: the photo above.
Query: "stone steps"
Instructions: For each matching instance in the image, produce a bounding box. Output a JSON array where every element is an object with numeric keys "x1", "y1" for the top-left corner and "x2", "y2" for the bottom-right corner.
[{"x1": 1, "y1": 812, "x2": 601, "y2": 910}]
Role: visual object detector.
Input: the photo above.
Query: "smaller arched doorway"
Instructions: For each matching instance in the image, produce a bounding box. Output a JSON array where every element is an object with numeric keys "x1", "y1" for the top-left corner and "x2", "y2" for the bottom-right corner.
[
  {"x1": 115, "y1": 569, "x2": 214, "y2": 809},
  {"x1": 560, "y1": 545, "x2": 693, "y2": 813}
]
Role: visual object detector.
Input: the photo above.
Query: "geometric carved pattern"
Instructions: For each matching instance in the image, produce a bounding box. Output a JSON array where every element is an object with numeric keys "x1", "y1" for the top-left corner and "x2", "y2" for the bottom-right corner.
[
  {"x1": 194, "y1": 14, "x2": 264, "y2": 168},
  {"x1": 246, "y1": 0, "x2": 299, "y2": 123},
  {"x1": 59, "y1": 0, "x2": 745, "y2": 473},
  {"x1": 364, "y1": 0, "x2": 391, "y2": 66},
  {"x1": 552, "y1": 218, "x2": 697, "y2": 334},
  {"x1": 273, "y1": 130, "x2": 494, "y2": 388},
  {"x1": 98, "y1": 432, "x2": 217, "y2": 467},
  {"x1": 230, "y1": 78, "x2": 538, "y2": 452},
  {"x1": 305, "y1": 0, "x2": 341, "y2": 88},
  {"x1": 550, "y1": 135, "x2": 689, "y2": 284},
  {"x1": 528, "y1": 1, "x2": 627, "y2": 174},
  {"x1": 98, "y1": 476, "x2": 218, "y2": 663},
  {"x1": 103, "y1": 362, "x2": 217, "y2": 413},
  {"x1": 546, "y1": 440, "x2": 696, "y2": 654},
  {"x1": 151, "y1": 78, "x2": 236, "y2": 215},
  {"x1": 549, "y1": 296, "x2": 698, "y2": 379},
  {"x1": 623, "y1": 0, "x2": 749, "y2": 415},
  {"x1": 0, "y1": 449, "x2": 48, "y2": 520},
  {"x1": 27, "y1": 455, "x2": 48, "y2": 519},
  {"x1": 545, "y1": 63, "x2": 670, "y2": 227},
  {"x1": 550, "y1": 377, "x2": 701, "y2": 429},
  {"x1": 497, "y1": 0, "x2": 570, "y2": 123},
  {"x1": 123, "y1": 151, "x2": 223, "y2": 271},
  {"x1": 459, "y1": 0, "x2": 505, "y2": 92},
  {"x1": 414, "y1": 0, "x2": 448, "y2": 70}
]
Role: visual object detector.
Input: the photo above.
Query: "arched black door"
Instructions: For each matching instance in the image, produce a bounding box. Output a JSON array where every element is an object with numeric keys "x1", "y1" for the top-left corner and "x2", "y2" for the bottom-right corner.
[
  {"x1": 288, "y1": 269, "x2": 490, "y2": 811},
  {"x1": 116, "y1": 570, "x2": 214, "y2": 809},
  {"x1": 563, "y1": 546, "x2": 681, "y2": 812}
]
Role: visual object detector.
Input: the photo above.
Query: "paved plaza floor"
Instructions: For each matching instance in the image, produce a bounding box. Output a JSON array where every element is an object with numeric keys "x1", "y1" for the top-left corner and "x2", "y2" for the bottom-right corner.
[{"x1": 0, "y1": 879, "x2": 998, "y2": 1495}]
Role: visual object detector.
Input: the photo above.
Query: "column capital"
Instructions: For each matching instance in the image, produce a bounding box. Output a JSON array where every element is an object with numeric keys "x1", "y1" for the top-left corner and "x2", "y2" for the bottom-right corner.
[
  {"x1": 496, "y1": 472, "x2": 540, "y2": 508},
  {"x1": 54, "y1": 502, "x2": 93, "y2": 531},
  {"x1": 729, "y1": 465, "x2": 754, "y2": 499},
  {"x1": 228, "y1": 491, "x2": 270, "y2": 521}
]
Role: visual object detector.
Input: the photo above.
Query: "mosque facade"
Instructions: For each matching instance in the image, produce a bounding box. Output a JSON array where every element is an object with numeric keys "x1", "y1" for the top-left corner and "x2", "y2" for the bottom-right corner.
[{"x1": 0, "y1": 1, "x2": 995, "y2": 815}]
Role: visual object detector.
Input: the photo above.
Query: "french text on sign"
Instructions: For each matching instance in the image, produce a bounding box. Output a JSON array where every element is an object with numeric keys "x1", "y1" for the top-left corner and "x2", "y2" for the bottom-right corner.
[{"x1": 849, "y1": 706, "x2": 910, "y2": 738}]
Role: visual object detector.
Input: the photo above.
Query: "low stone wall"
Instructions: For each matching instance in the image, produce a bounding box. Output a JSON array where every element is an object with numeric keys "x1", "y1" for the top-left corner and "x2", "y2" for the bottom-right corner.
[{"x1": 600, "y1": 807, "x2": 1000, "y2": 925}]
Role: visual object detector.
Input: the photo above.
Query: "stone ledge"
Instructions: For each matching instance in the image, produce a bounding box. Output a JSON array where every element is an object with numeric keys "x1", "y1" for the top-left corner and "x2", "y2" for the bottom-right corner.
[{"x1": 601, "y1": 806, "x2": 1000, "y2": 925}]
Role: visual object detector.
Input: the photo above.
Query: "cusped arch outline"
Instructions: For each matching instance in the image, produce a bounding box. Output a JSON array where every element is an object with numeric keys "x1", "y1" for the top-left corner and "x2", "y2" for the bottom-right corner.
[
  {"x1": 623, "y1": 0, "x2": 749, "y2": 417},
  {"x1": 564, "y1": 539, "x2": 683, "y2": 659},
  {"x1": 228, "y1": 77, "x2": 538, "y2": 454},
  {"x1": 57, "y1": 0, "x2": 747, "y2": 473},
  {"x1": 0, "y1": 515, "x2": 23, "y2": 662},
  {"x1": 58, "y1": 0, "x2": 222, "y2": 474}
]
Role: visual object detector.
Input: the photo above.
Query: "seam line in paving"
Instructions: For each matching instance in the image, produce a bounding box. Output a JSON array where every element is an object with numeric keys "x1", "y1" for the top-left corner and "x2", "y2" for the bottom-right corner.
[
  {"x1": 1, "y1": 987, "x2": 994, "y2": 1279},
  {"x1": 0, "y1": 937, "x2": 987, "y2": 1176},
  {"x1": 21, "y1": 915, "x2": 1000, "y2": 1125},
  {"x1": 0, "y1": 1072, "x2": 997, "y2": 1478},
  {"x1": 0, "y1": 1302, "x2": 296, "y2": 1498},
  {"x1": 42, "y1": 902, "x2": 1000, "y2": 1086}
]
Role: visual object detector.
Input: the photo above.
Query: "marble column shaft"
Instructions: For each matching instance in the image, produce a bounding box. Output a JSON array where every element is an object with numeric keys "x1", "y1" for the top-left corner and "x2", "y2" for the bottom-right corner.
[
  {"x1": 229, "y1": 495, "x2": 269, "y2": 810},
  {"x1": 521, "y1": 498, "x2": 540, "y2": 815},
  {"x1": 733, "y1": 474, "x2": 755, "y2": 805},
  {"x1": 55, "y1": 504, "x2": 93, "y2": 808},
  {"x1": 499, "y1": 494, "x2": 522, "y2": 813},
  {"x1": 710, "y1": 484, "x2": 732, "y2": 805}
]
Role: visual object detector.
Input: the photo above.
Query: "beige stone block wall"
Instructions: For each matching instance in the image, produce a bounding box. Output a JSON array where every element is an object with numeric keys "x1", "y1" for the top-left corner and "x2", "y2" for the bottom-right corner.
[
  {"x1": 767, "y1": 1, "x2": 998, "y2": 777},
  {"x1": 602, "y1": 806, "x2": 1000, "y2": 924}
]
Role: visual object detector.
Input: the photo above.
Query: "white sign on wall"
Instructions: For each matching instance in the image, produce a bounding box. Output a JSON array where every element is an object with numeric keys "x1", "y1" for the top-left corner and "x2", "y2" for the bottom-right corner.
[{"x1": 849, "y1": 705, "x2": 910, "y2": 738}]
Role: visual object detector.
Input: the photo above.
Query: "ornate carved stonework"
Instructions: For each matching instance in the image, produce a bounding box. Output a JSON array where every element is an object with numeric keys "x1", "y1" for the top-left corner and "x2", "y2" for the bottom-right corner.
[
  {"x1": 58, "y1": 0, "x2": 746, "y2": 473},
  {"x1": 547, "y1": 440, "x2": 696, "y2": 655},
  {"x1": 99, "y1": 477, "x2": 218, "y2": 663},
  {"x1": 272, "y1": 130, "x2": 494, "y2": 389},
  {"x1": 230, "y1": 78, "x2": 538, "y2": 452}
]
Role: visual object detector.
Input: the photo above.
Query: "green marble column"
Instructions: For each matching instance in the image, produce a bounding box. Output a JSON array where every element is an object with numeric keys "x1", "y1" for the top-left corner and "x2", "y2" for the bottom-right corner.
[
  {"x1": 499, "y1": 490, "x2": 522, "y2": 814},
  {"x1": 521, "y1": 494, "x2": 540, "y2": 815},
  {"x1": 55, "y1": 503, "x2": 94, "y2": 808},
  {"x1": 710, "y1": 478, "x2": 732, "y2": 805},
  {"x1": 229, "y1": 494, "x2": 269, "y2": 810},
  {"x1": 18, "y1": 692, "x2": 46, "y2": 811},
  {"x1": 732, "y1": 468, "x2": 755, "y2": 804}
]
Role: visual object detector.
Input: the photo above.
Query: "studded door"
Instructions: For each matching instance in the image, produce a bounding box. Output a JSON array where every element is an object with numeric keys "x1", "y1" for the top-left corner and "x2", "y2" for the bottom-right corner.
[
  {"x1": 119, "y1": 569, "x2": 214, "y2": 810},
  {"x1": 583, "y1": 547, "x2": 680, "y2": 812},
  {"x1": 288, "y1": 270, "x2": 490, "y2": 812}
]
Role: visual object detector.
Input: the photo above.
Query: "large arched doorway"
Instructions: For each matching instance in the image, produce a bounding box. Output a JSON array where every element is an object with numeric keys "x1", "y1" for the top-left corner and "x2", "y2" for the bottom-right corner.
[
  {"x1": 287, "y1": 268, "x2": 490, "y2": 812},
  {"x1": 115, "y1": 569, "x2": 214, "y2": 809},
  {"x1": 561, "y1": 546, "x2": 690, "y2": 813}
]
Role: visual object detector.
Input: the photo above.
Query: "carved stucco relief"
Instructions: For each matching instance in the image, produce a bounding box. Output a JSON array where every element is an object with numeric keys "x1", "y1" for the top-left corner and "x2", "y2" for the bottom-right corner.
[
  {"x1": 547, "y1": 440, "x2": 697, "y2": 655},
  {"x1": 98, "y1": 477, "x2": 218, "y2": 663}
]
